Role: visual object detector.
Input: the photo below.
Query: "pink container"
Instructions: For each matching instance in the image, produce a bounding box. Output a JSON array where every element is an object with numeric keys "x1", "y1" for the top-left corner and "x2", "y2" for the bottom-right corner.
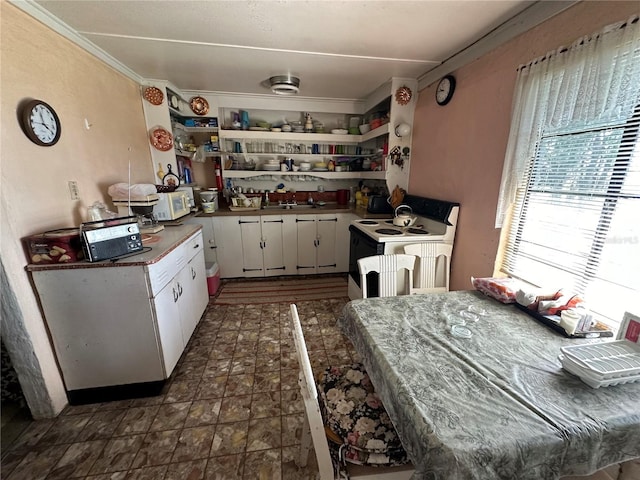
[{"x1": 206, "y1": 262, "x2": 220, "y2": 295}]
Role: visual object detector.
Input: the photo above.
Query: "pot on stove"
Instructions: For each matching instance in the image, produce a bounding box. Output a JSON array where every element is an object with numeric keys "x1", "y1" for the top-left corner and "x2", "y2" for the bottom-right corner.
[{"x1": 393, "y1": 205, "x2": 417, "y2": 227}]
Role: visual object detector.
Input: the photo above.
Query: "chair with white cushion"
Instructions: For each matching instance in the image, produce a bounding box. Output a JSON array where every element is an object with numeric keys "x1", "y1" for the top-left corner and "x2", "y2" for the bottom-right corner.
[
  {"x1": 357, "y1": 254, "x2": 416, "y2": 299},
  {"x1": 403, "y1": 243, "x2": 453, "y2": 294},
  {"x1": 290, "y1": 304, "x2": 414, "y2": 479}
]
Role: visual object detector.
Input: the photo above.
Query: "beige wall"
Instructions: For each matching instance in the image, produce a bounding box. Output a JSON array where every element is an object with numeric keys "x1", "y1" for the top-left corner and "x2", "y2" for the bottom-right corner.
[
  {"x1": 1, "y1": 4, "x2": 153, "y2": 416},
  {"x1": 409, "y1": 1, "x2": 640, "y2": 291}
]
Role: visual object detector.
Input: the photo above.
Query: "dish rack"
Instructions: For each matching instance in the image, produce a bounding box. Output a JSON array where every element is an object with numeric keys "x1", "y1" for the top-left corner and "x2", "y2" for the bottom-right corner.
[
  {"x1": 560, "y1": 340, "x2": 640, "y2": 388},
  {"x1": 229, "y1": 196, "x2": 262, "y2": 211}
]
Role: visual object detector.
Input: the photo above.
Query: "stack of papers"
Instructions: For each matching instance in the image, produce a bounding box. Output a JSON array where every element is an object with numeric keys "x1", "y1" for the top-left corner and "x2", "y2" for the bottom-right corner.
[{"x1": 560, "y1": 340, "x2": 640, "y2": 388}]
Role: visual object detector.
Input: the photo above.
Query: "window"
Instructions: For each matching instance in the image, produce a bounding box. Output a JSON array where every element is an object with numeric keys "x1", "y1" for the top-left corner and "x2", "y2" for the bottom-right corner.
[{"x1": 497, "y1": 16, "x2": 640, "y2": 327}]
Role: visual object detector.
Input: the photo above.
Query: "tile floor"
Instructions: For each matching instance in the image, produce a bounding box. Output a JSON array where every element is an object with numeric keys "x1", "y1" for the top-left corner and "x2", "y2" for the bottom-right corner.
[{"x1": 1, "y1": 298, "x2": 356, "y2": 480}]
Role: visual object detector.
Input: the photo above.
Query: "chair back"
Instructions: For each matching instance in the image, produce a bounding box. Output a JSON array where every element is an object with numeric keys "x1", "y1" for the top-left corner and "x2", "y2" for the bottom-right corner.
[
  {"x1": 358, "y1": 254, "x2": 415, "y2": 298},
  {"x1": 290, "y1": 304, "x2": 335, "y2": 480},
  {"x1": 404, "y1": 243, "x2": 453, "y2": 294}
]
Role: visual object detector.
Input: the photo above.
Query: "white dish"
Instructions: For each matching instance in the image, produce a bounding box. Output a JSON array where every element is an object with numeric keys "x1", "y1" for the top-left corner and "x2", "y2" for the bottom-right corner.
[
  {"x1": 312, "y1": 168, "x2": 329, "y2": 171},
  {"x1": 249, "y1": 126, "x2": 268, "y2": 131},
  {"x1": 331, "y1": 129, "x2": 348, "y2": 135},
  {"x1": 270, "y1": 128, "x2": 282, "y2": 132},
  {"x1": 261, "y1": 165, "x2": 280, "y2": 171}
]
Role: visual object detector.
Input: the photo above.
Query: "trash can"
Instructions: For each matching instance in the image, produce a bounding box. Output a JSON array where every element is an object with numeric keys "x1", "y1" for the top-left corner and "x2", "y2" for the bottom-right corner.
[{"x1": 206, "y1": 262, "x2": 220, "y2": 295}]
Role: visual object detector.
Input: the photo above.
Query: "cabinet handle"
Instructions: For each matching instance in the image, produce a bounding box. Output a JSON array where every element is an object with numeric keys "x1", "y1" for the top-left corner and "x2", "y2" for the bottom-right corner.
[
  {"x1": 243, "y1": 267, "x2": 262, "y2": 272},
  {"x1": 193, "y1": 244, "x2": 200, "y2": 248},
  {"x1": 266, "y1": 266, "x2": 286, "y2": 271},
  {"x1": 210, "y1": 246, "x2": 218, "y2": 249},
  {"x1": 177, "y1": 282, "x2": 183, "y2": 297},
  {"x1": 191, "y1": 267, "x2": 196, "y2": 279},
  {"x1": 296, "y1": 219, "x2": 315, "y2": 223},
  {"x1": 173, "y1": 287, "x2": 179, "y2": 303},
  {"x1": 319, "y1": 263, "x2": 337, "y2": 268},
  {"x1": 319, "y1": 218, "x2": 338, "y2": 222},
  {"x1": 239, "y1": 220, "x2": 260, "y2": 224},
  {"x1": 264, "y1": 219, "x2": 284, "y2": 223}
]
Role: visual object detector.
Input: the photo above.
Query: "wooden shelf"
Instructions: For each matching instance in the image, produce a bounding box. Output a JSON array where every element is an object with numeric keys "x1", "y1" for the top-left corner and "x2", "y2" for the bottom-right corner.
[{"x1": 223, "y1": 170, "x2": 385, "y2": 180}]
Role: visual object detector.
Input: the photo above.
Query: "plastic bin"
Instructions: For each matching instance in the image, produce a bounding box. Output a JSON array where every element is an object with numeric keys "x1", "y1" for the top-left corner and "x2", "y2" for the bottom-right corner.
[{"x1": 206, "y1": 262, "x2": 220, "y2": 295}]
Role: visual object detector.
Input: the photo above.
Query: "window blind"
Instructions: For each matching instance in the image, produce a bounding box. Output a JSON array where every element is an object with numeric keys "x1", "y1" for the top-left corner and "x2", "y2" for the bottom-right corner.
[{"x1": 500, "y1": 16, "x2": 640, "y2": 327}]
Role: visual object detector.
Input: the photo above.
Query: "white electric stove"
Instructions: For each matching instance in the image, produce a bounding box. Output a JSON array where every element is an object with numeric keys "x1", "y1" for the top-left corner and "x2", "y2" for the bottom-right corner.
[{"x1": 348, "y1": 197, "x2": 459, "y2": 299}]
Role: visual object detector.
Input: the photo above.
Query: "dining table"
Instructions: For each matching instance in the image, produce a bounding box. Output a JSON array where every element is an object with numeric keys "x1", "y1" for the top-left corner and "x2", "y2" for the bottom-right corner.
[{"x1": 337, "y1": 290, "x2": 640, "y2": 480}]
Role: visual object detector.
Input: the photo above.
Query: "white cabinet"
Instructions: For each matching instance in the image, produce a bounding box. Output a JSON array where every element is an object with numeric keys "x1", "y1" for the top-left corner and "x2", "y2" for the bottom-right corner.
[
  {"x1": 239, "y1": 215, "x2": 289, "y2": 277},
  {"x1": 211, "y1": 216, "x2": 244, "y2": 278},
  {"x1": 296, "y1": 213, "x2": 339, "y2": 274},
  {"x1": 29, "y1": 227, "x2": 208, "y2": 395},
  {"x1": 185, "y1": 216, "x2": 217, "y2": 264}
]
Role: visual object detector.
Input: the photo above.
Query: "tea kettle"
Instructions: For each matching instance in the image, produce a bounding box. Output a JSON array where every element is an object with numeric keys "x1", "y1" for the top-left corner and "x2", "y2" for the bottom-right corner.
[{"x1": 393, "y1": 205, "x2": 417, "y2": 227}]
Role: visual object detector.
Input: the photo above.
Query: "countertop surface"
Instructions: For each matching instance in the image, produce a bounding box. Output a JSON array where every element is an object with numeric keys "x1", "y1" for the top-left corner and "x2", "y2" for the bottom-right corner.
[
  {"x1": 194, "y1": 204, "x2": 393, "y2": 219},
  {"x1": 27, "y1": 224, "x2": 202, "y2": 271}
]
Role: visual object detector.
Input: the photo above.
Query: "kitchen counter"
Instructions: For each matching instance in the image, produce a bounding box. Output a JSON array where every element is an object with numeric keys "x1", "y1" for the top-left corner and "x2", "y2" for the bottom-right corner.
[
  {"x1": 194, "y1": 204, "x2": 392, "y2": 219},
  {"x1": 26, "y1": 224, "x2": 202, "y2": 271}
]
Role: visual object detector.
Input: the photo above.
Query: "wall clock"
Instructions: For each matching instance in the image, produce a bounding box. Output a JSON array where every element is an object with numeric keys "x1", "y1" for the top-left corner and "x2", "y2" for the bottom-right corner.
[
  {"x1": 20, "y1": 99, "x2": 61, "y2": 146},
  {"x1": 435, "y1": 75, "x2": 456, "y2": 106}
]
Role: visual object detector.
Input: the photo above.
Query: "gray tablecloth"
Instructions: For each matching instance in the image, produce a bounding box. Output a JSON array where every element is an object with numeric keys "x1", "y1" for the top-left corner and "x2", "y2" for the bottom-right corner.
[{"x1": 338, "y1": 291, "x2": 640, "y2": 480}]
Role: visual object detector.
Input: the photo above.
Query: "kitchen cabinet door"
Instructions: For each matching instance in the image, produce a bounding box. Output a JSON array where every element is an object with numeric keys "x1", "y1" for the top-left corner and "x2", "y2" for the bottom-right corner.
[
  {"x1": 212, "y1": 216, "x2": 244, "y2": 278},
  {"x1": 239, "y1": 216, "x2": 264, "y2": 277},
  {"x1": 316, "y1": 214, "x2": 338, "y2": 273},
  {"x1": 261, "y1": 216, "x2": 286, "y2": 276},
  {"x1": 296, "y1": 214, "x2": 318, "y2": 273},
  {"x1": 180, "y1": 249, "x2": 208, "y2": 344},
  {"x1": 185, "y1": 217, "x2": 217, "y2": 264},
  {"x1": 153, "y1": 279, "x2": 185, "y2": 376}
]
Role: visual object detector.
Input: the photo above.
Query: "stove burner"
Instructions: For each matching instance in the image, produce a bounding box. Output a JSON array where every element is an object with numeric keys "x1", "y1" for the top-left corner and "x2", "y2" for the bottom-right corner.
[
  {"x1": 358, "y1": 220, "x2": 379, "y2": 225},
  {"x1": 407, "y1": 228, "x2": 429, "y2": 235},
  {"x1": 375, "y1": 228, "x2": 402, "y2": 235}
]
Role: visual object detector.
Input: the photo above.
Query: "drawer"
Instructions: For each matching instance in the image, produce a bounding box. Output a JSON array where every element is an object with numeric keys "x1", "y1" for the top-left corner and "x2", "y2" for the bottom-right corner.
[{"x1": 146, "y1": 231, "x2": 204, "y2": 297}]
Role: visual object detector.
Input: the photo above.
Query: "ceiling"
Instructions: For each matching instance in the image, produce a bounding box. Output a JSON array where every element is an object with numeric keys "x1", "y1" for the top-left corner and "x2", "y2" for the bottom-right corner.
[{"x1": 27, "y1": 0, "x2": 563, "y2": 100}]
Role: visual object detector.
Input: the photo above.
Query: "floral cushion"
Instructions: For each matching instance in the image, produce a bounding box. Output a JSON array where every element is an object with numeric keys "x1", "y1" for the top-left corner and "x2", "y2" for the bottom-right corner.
[{"x1": 318, "y1": 363, "x2": 409, "y2": 467}]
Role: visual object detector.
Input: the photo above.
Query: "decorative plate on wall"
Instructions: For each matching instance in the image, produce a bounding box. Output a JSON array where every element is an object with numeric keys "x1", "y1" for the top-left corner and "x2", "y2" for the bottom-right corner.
[
  {"x1": 143, "y1": 86, "x2": 164, "y2": 105},
  {"x1": 395, "y1": 86, "x2": 412, "y2": 106},
  {"x1": 149, "y1": 126, "x2": 173, "y2": 151},
  {"x1": 190, "y1": 96, "x2": 209, "y2": 115}
]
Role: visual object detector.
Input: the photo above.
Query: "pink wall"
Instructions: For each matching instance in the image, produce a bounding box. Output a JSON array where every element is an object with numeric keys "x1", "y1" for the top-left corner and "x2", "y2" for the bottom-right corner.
[{"x1": 409, "y1": 1, "x2": 640, "y2": 291}]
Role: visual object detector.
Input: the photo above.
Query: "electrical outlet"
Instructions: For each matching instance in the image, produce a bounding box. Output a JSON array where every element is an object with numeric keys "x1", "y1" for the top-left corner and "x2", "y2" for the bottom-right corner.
[{"x1": 68, "y1": 181, "x2": 80, "y2": 200}]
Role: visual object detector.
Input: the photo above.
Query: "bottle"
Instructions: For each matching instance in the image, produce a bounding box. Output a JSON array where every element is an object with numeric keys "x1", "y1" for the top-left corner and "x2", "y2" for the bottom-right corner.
[
  {"x1": 304, "y1": 113, "x2": 313, "y2": 133},
  {"x1": 215, "y1": 163, "x2": 224, "y2": 190},
  {"x1": 264, "y1": 190, "x2": 270, "y2": 207},
  {"x1": 156, "y1": 162, "x2": 165, "y2": 180}
]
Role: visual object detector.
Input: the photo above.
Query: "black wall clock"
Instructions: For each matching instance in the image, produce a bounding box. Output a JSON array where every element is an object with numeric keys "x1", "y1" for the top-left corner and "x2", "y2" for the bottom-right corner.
[
  {"x1": 20, "y1": 99, "x2": 61, "y2": 146},
  {"x1": 435, "y1": 75, "x2": 456, "y2": 106}
]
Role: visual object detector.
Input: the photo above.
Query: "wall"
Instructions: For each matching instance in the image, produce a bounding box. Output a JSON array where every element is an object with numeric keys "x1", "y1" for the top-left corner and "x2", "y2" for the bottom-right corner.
[
  {"x1": 409, "y1": 1, "x2": 640, "y2": 291},
  {"x1": 0, "y1": 4, "x2": 153, "y2": 417}
]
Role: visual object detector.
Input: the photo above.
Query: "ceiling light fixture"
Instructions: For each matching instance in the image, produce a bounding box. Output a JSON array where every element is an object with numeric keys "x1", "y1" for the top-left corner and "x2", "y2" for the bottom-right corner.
[{"x1": 269, "y1": 75, "x2": 300, "y2": 95}]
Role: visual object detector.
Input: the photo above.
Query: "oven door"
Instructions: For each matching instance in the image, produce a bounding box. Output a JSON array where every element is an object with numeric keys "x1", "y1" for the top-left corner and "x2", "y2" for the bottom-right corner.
[{"x1": 349, "y1": 225, "x2": 385, "y2": 297}]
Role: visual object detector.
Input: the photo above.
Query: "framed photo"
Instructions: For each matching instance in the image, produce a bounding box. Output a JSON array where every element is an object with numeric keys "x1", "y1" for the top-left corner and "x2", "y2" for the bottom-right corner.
[{"x1": 618, "y1": 312, "x2": 640, "y2": 343}]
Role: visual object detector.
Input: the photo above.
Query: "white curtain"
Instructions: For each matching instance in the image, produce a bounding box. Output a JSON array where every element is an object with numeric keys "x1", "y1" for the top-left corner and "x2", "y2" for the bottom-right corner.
[{"x1": 495, "y1": 15, "x2": 640, "y2": 228}]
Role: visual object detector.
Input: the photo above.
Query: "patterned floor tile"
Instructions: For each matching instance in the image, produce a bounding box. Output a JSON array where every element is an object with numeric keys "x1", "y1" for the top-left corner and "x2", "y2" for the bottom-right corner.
[
  {"x1": 131, "y1": 430, "x2": 180, "y2": 468},
  {"x1": 185, "y1": 399, "x2": 222, "y2": 427},
  {"x1": 148, "y1": 402, "x2": 191, "y2": 432},
  {"x1": 6, "y1": 444, "x2": 69, "y2": 480},
  {"x1": 209, "y1": 422, "x2": 248, "y2": 457},
  {"x1": 164, "y1": 459, "x2": 207, "y2": 480},
  {"x1": 217, "y1": 395, "x2": 252, "y2": 423},
  {"x1": 249, "y1": 391, "x2": 281, "y2": 419},
  {"x1": 204, "y1": 454, "x2": 244, "y2": 480},
  {"x1": 114, "y1": 407, "x2": 160, "y2": 436},
  {"x1": 242, "y1": 448, "x2": 281, "y2": 479},
  {"x1": 246, "y1": 417, "x2": 281, "y2": 452},
  {"x1": 88, "y1": 434, "x2": 145, "y2": 475},
  {"x1": 171, "y1": 426, "x2": 215, "y2": 463},
  {"x1": 46, "y1": 439, "x2": 107, "y2": 479}
]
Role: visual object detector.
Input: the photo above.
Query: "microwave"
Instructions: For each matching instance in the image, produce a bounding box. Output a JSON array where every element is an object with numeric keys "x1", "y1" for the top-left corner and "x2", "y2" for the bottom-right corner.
[{"x1": 155, "y1": 191, "x2": 190, "y2": 221}]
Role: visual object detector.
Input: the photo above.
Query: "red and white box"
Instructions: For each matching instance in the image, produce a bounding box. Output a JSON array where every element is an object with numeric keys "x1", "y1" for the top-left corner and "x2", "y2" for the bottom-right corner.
[{"x1": 618, "y1": 312, "x2": 640, "y2": 344}]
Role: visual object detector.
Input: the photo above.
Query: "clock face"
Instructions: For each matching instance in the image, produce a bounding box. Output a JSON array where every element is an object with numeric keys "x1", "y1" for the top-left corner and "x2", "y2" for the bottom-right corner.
[
  {"x1": 436, "y1": 75, "x2": 456, "y2": 106},
  {"x1": 21, "y1": 100, "x2": 61, "y2": 146}
]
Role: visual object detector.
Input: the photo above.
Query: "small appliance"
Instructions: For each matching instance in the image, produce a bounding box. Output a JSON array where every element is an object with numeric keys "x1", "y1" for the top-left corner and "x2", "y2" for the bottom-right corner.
[
  {"x1": 154, "y1": 191, "x2": 190, "y2": 221},
  {"x1": 112, "y1": 194, "x2": 164, "y2": 234},
  {"x1": 80, "y1": 216, "x2": 143, "y2": 262},
  {"x1": 176, "y1": 185, "x2": 200, "y2": 210}
]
